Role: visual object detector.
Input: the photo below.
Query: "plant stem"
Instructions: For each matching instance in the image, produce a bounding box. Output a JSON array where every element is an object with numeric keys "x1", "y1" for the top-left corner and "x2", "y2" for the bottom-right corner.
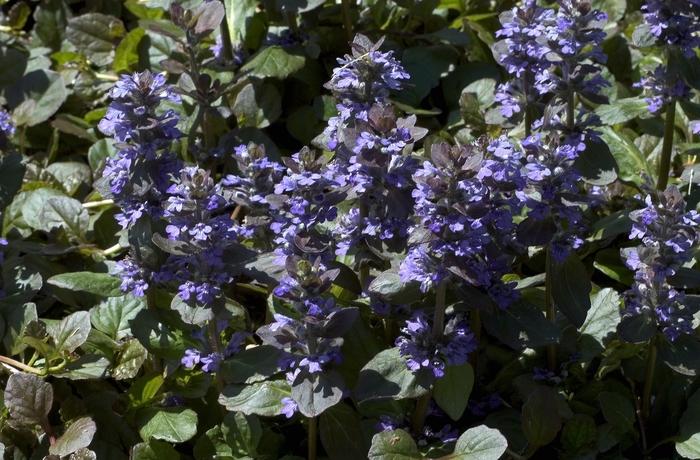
[
  {"x1": 207, "y1": 320, "x2": 227, "y2": 417},
  {"x1": 505, "y1": 448, "x2": 527, "y2": 460},
  {"x1": 231, "y1": 204, "x2": 243, "y2": 221},
  {"x1": 341, "y1": 0, "x2": 353, "y2": 43},
  {"x1": 410, "y1": 282, "x2": 447, "y2": 434},
  {"x1": 101, "y1": 243, "x2": 124, "y2": 257},
  {"x1": 469, "y1": 309, "x2": 481, "y2": 372},
  {"x1": 642, "y1": 335, "x2": 658, "y2": 420},
  {"x1": 83, "y1": 199, "x2": 115, "y2": 209},
  {"x1": 308, "y1": 416, "x2": 318, "y2": 460},
  {"x1": 0, "y1": 355, "x2": 42, "y2": 374},
  {"x1": 545, "y1": 247, "x2": 557, "y2": 371},
  {"x1": 523, "y1": 74, "x2": 532, "y2": 137},
  {"x1": 358, "y1": 201, "x2": 370, "y2": 289},
  {"x1": 657, "y1": 98, "x2": 677, "y2": 191},
  {"x1": 566, "y1": 89, "x2": 576, "y2": 131}
]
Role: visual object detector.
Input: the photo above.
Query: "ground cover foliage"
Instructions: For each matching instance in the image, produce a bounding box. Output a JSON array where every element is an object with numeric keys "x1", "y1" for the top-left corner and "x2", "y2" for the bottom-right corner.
[{"x1": 1, "y1": 0, "x2": 700, "y2": 458}]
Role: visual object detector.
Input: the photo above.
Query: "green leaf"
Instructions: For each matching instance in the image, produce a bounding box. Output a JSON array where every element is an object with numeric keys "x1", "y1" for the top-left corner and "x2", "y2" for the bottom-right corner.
[
  {"x1": 617, "y1": 313, "x2": 655, "y2": 343},
  {"x1": 233, "y1": 82, "x2": 282, "y2": 128},
  {"x1": 194, "y1": 412, "x2": 262, "y2": 459},
  {"x1": 48, "y1": 272, "x2": 123, "y2": 297},
  {"x1": 47, "y1": 310, "x2": 91, "y2": 353},
  {"x1": 355, "y1": 347, "x2": 431, "y2": 403},
  {"x1": 90, "y1": 294, "x2": 145, "y2": 341},
  {"x1": 0, "y1": 152, "x2": 25, "y2": 212},
  {"x1": 33, "y1": 0, "x2": 72, "y2": 50},
  {"x1": 632, "y1": 23, "x2": 656, "y2": 47},
  {"x1": 320, "y1": 402, "x2": 369, "y2": 460},
  {"x1": 481, "y1": 299, "x2": 560, "y2": 349},
  {"x1": 368, "y1": 429, "x2": 421, "y2": 460},
  {"x1": 45, "y1": 162, "x2": 92, "y2": 196},
  {"x1": 574, "y1": 138, "x2": 618, "y2": 186},
  {"x1": 561, "y1": 414, "x2": 597, "y2": 455},
  {"x1": 368, "y1": 271, "x2": 422, "y2": 306},
  {"x1": 658, "y1": 335, "x2": 700, "y2": 376},
  {"x1": 3, "y1": 373, "x2": 53, "y2": 426},
  {"x1": 598, "y1": 391, "x2": 634, "y2": 434},
  {"x1": 131, "y1": 309, "x2": 187, "y2": 360},
  {"x1": 224, "y1": 0, "x2": 258, "y2": 45},
  {"x1": 448, "y1": 425, "x2": 508, "y2": 460},
  {"x1": 66, "y1": 13, "x2": 125, "y2": 67},
  {"x1": 218, "y1": 380, "x2": 291, "y2": 417},
  {"x1": 7, "y1": 70, "x2": 68, "y2": 127},
  {"x1": 138, "y1": 408, "x2": 198, "y2": 443},
  {"x1": 0, "y1": 46, "x2": 28, "y2": 90},
  {"x1": 54, "y1": 355, "x2": 110, "y2": 380},
  {"x1": 676, "y1": 388, "x2": 700, "y2": 459},
  {"x1": 127, "y1": 373, "x2": 165, "y2": 409},
  {"x1": 578, "y1": 288, "x2": 621, "y2": 361},
  {"x1": 113, "y1": 338, "x2": 148, "y2": 380},
  {"x1": 242, "y1": 46, "x2": 306, "y2": 79},
  {"x1": 551, "y1": 253, "x2": 592, "y2": 328},
  {"x1": 0, "y1": 302, "x2": 38, "y2": 355},
  {"x1": 599, "y1": 127, "x2": 651, "y2": 185},
  {"x1": 34, "y1": 196, "x2": 89, "y2": 238},
  {"x1": 132, "y1": 440, "x2": 181, "y2": 459},
  {"x1": 113, "y1": 27, "x2": 146, "y2": 72},
  {"x1": 49, "y1": 417, "x2": 97, "y2": 457},
  {"x1": 292, "y1": 372, "x2": 344, "y2": 418},
  {"x1": 400, "y1": 46, "x2": 457, "y2": 106},
  {"x1": 87, "y1": 138, "x2": 116, "y2": 173},
  {"x1": 595, "y1": 97, "x2": 650, "y2": 125},
  {"x1": 521, "y1": 386, "x2": 562, "y2": 447},
  {"x1": 434, "y1": 363, "x2": 474, "y2": 421},
  {"x1": 219, "y1": 345, "x2": 281, "y2": 384}
]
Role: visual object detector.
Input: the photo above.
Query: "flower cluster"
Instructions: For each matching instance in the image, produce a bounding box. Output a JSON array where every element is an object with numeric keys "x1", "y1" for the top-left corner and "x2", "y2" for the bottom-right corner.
[
  {"x1": 642, "y1": 0, "x2": 700, "y2": 57},
  {"x1": 518, "y1": 134, "x2": 587, "y2": 261},
  {"x1": 400, "y1": 140, "x2": 524, "y2": 307},
  {"x1": 376, "y1": 405, "x2": 461, "y2": 446},
  {"x1": 493, "y1": 0, "x2": 609, "y2": 130},
  {"x1": 159, "y1": 166, "x2": 238, "y2": 305},
  {"x1": 222, "y1": 143, "x2": 285, "y2": 241},
  {"x1": 635, "y1": 65, "x2": 691, "y2": 114},
  {"x1": 256, "y1": 257, "x2": 358, "y2": 416},
  {"x1": 182, "y1": 326, "x2": 248, "y2": 373},
  {"x1": 621, "y1": 187, "x2": 700, "y2": 341},
  {"x1": 98, "y1": 71, "x2": 182, "y2": 229},
  {"x1": 0, "y1": 109, "x2": 15, "y2": 149},
  {"x1": 395, "y1": 310, "x2": 476, "y2": 379},
  {"x1": 268, "y1": 147, "x2": 345, "y2": 262},
  {"x1": 323, "y1": 35, "x2": 424, "y2": 266},
  {"x1": 0, "y1": 238, "x2": 7, "y2": 298}
]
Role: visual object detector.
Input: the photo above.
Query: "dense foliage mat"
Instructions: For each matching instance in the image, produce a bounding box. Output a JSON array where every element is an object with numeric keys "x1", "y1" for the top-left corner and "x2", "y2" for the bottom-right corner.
[{"x1": 1, "y1": 0, "x2": 700, "y2": 459}]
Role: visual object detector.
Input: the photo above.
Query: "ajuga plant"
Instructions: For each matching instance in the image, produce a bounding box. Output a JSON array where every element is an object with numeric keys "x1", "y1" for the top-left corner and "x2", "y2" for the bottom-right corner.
[
  {"x1": 5, "y1": 1, "x2": 700, "y2": 459},
  {"x1": 98, "y1": 70, "x2": 182, "y2": 299},
  {"x1": 221, "y1": 142, "x2": 286, "y2": 245},
  {"x1": 635, "y1": 0, "x2": 700, "y2": 189},
  {"x1": 620, "y1": 186, "x2": 700, "y2": 418},
  {"x1": 324, "y1": 34, "x2": 427, "y2": 284},
  {"x1": 494, "y1": 0, "x2": 609, "y2": 371}
]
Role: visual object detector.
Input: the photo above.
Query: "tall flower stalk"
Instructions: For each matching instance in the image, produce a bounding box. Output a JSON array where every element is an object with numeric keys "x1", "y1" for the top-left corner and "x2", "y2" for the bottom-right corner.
[
  {"x1": 324, "y1": 34, "x2": 425, "y2": 287},
  {"x1": 636, "y1": 0, "x2": 700, "y2": 189},
  {"x1": 620, "y1": 186, "x2": 700, "y2": 418},
  {"x1": 98, "y1": 71, "x2": 182, "y2": 302}
]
